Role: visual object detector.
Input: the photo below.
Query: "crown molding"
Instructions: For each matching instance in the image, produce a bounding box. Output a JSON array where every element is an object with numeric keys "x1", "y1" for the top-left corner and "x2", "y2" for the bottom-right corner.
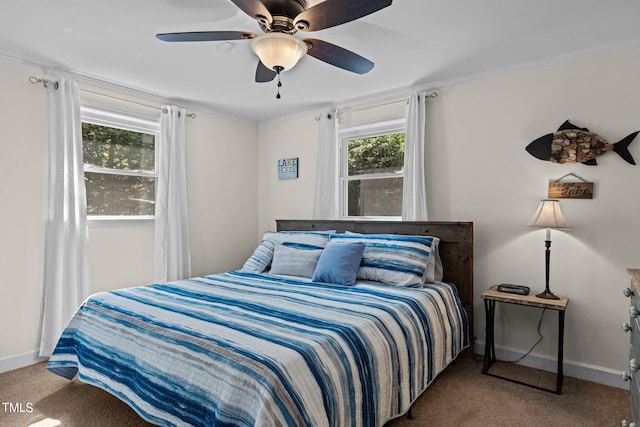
[{"x1": 4, "y1": 40, "x2": 640, "y2": 127}]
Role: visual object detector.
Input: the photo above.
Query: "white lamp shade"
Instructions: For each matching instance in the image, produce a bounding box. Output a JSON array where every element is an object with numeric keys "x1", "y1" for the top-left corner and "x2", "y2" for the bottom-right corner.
[
  {"x1": 251, "y1": 32, "x2": 308, "y2": 71},
  {"x1": 527, "y1": 199, "x2": 570, "y2": 229}
]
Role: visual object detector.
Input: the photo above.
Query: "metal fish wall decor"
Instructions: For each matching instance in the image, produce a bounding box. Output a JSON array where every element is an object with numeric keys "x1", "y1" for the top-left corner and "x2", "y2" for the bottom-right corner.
[{"x1": 526, "y1": 120, "x2": 638, "y2": 165}]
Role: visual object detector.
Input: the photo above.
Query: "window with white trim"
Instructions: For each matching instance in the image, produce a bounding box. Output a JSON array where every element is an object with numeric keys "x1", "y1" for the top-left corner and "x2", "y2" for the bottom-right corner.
[
  {"x1": 81, "y1": 106, "x2": 160, "y2": 218},
  {"x1": 340, "y1": 118, "x2": 406, "y2": 218}
]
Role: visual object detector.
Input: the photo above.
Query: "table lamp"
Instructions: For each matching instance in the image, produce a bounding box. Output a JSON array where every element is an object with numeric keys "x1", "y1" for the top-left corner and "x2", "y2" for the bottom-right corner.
[{"x1": 527, "y1": 199, "x2": 570, "y2": 300}]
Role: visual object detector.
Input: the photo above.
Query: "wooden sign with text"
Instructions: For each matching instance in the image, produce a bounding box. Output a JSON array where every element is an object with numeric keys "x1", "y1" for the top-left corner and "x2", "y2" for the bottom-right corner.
[{"x1": 548, "y1": 181, "x2": 594, "y2": 199}]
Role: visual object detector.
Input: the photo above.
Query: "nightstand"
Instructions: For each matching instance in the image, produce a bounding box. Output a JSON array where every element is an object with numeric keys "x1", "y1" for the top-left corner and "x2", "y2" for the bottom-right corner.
[{"x1": 481, "y1": 286, "x2": 570, "y2": 394}]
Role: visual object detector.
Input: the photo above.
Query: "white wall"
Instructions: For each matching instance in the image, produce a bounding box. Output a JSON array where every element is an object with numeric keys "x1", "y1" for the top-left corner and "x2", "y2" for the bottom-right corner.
[
  {"x1": 88, "y1": 225, "x2": 155, "y2": 293},
  {"x1": 0, "y1": 60, "x2": 259, "y2": 370},
  {"x1": 257, "y1": 114, "x2": 320, "y2": 235},
  {"x1": 0, "y1": 62, "x2": 48, "y2": 360},
  {"x1": 427, "y1": 48, "x2": 640, "y2": 385},
  {"x1": 186, "y1": 112, "x2": 259, "y2": 275},
  {"x1": 256, "y1": 48, "x2": 640, "y2": 386}
]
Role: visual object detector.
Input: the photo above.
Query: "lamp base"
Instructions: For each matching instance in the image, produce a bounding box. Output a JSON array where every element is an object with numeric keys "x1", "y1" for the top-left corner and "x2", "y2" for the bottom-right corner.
[{"x1": 536, "y1": 289, "x2": 560, "y2": 300}]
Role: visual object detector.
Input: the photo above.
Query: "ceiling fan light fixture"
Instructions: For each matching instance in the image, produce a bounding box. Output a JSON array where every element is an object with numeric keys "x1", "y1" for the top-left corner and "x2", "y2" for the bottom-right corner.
[{"x1": 251, "y1": 32, "x2": 307, "y2": 72}]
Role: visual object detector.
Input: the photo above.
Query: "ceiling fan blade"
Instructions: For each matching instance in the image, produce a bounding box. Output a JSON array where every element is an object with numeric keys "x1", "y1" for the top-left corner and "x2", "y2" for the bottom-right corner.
[
  {"x1": 156, "y1": 31, "x2": 255, "y2": 42},
  {"x1": 304, "y1": 38, "x2": 374, "y2": 74},
  {"x1": 255, "y1": 60, "x2": 277, "y2": 82},
  {"x1": 230, "y1": 0, "x2": 272, "y2": 21},
  {"x1": 295, "y1": 0, "x2": 392, "y2": 32}
]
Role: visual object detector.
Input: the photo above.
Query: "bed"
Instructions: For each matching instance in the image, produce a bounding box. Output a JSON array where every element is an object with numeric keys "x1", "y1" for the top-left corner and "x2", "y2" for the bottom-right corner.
[{"x1": 47, "y1": 220, "x2": 473, "y2": 427}]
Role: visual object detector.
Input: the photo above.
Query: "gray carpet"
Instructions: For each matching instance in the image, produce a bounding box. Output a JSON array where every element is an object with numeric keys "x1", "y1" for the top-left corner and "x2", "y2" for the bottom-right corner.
[{"x1": 0, "y1": 357, "x2": 630, "y2": 426}]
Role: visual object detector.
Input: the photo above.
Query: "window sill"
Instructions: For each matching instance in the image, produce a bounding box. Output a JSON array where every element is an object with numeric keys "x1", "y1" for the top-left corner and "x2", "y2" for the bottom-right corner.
[{"x1": 88, "y1": 216, "x2": 155, "y2": 228}]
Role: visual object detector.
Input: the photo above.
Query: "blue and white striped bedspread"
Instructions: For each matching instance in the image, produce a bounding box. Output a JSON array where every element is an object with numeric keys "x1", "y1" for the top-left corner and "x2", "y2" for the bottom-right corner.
[{"x1": 47, "y1": 271, "x2": 468, "y2": 427}]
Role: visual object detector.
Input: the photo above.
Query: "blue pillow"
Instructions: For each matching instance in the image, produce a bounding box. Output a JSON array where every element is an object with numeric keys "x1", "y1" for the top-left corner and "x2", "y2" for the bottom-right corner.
[{"x1": 312, "y1": 241, "x2": 365, "y2": 286}]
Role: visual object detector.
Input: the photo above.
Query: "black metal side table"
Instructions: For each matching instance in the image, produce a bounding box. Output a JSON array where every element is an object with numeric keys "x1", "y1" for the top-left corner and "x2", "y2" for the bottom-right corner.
[{"x1": 482, "y1": 286, "x2": 570, "y2": 394}]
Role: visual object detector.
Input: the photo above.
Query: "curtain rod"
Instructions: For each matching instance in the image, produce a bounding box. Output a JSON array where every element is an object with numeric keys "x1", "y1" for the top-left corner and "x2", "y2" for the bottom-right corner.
[
  {"x1": 80, "y1": 88, "x2": 196, "y2": 119},
  {"x1": 313, "y1": 91, "x2": 439, "y2": 121},
  {"x1": 28, "y1": 76, "x2": 196, "y2": 118},
  {"x1": 335, "y1": 91, "x2": 438, "y2": 117},
  {"x1": 343, "y1": 97, "x2": 408, "y2": 113},
  {"x1": 28, "y1": 75, "x2": 58, "y2": 90}
]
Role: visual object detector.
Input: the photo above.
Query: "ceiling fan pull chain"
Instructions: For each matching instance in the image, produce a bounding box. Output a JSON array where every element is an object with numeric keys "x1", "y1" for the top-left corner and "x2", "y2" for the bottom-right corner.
[
  {"x1": 276, "y1": 75, "x2": 281, "y2": 99},
  {"x1": 275, "y1": 66, "x2": 283, "y2": 99}
]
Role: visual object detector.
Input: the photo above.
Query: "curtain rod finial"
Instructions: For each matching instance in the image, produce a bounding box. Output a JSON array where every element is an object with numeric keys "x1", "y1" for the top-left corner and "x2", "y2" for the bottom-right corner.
[{"x1": 29, "y1": 75, "x2": 59, "y2": 89}]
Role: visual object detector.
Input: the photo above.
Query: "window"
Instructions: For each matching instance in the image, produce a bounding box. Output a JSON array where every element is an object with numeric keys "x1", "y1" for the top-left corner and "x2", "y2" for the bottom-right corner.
[
  {"x1": 81, "y1": 106, "x2": 160, "y2": 219},
  {"x1": 340, "y1": 119, "x2": 406, "y2": 218}
]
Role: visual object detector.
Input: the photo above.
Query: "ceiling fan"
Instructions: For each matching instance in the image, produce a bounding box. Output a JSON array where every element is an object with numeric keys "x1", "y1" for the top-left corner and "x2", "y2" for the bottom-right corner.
[{"x1": 156, "y1": 0, "x2": 393, "y2": 98}]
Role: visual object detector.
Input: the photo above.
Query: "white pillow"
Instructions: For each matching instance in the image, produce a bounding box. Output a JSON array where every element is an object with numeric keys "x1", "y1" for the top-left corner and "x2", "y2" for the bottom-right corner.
[
  {"x1": 269, "y1": 242, "x2": 323, "y2": 278},
  {"x1": 423, "y1": 237, "x2": 443, "y2": 283}
]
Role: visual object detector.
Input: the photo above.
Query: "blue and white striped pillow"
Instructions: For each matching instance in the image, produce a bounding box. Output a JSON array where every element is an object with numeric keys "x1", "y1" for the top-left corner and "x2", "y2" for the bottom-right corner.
[
  {"x1": 262, "y1": 230, "x2": 332, "y2": 250},
  {"x1": 329, "y1": 233, "x2": 436, "y2": 287},
  {"x1": 241, "y1": 240, "x2": 275, "y2": 273},
  {"x1": 241, "y1": 230, "x2": 333, "y2": 273}
]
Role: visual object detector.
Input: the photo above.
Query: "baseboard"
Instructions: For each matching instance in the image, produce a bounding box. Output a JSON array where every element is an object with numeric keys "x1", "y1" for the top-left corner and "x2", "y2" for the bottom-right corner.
[
  {"x1": 474, "y1": 341, "x2": 629, "y2": 390},
  {"x1": 0, "y1": 350, "x2": 47, "y2": 374}
]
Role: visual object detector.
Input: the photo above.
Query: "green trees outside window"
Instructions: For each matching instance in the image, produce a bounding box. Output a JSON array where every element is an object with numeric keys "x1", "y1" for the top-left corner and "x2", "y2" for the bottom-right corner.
[
  {"x1": 82, "y1": 122, "x2": 156, "y2": 216},
  {"x1": 346, "y1": 132, "x2": 405, "y2": 217}
]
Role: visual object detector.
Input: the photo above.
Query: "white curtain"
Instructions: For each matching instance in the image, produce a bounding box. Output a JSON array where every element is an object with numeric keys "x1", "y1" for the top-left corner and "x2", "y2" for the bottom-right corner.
[
  {"x1": 312, "y1": 109, "x2": 339, "y2": 219},
  {"x1": 402, "y1": 92, "x2": 428, "y2": 220},
  {"x1": 155, "y1": 106, "x2": 191, "y2": 283},
  {"x1": 39, "y1": 77, "x2": 91, "y2": 357}
]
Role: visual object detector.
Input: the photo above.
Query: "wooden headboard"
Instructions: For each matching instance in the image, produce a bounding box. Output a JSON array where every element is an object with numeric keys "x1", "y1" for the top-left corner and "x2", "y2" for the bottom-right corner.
[{"x1": 276, "y1": 220, "x2": 474, "y2": 344}]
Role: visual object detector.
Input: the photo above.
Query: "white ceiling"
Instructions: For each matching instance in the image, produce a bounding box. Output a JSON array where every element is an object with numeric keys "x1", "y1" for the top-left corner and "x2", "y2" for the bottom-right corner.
[{"x1": 2, "y1": 0, "x2": 640, "y2": 123}]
